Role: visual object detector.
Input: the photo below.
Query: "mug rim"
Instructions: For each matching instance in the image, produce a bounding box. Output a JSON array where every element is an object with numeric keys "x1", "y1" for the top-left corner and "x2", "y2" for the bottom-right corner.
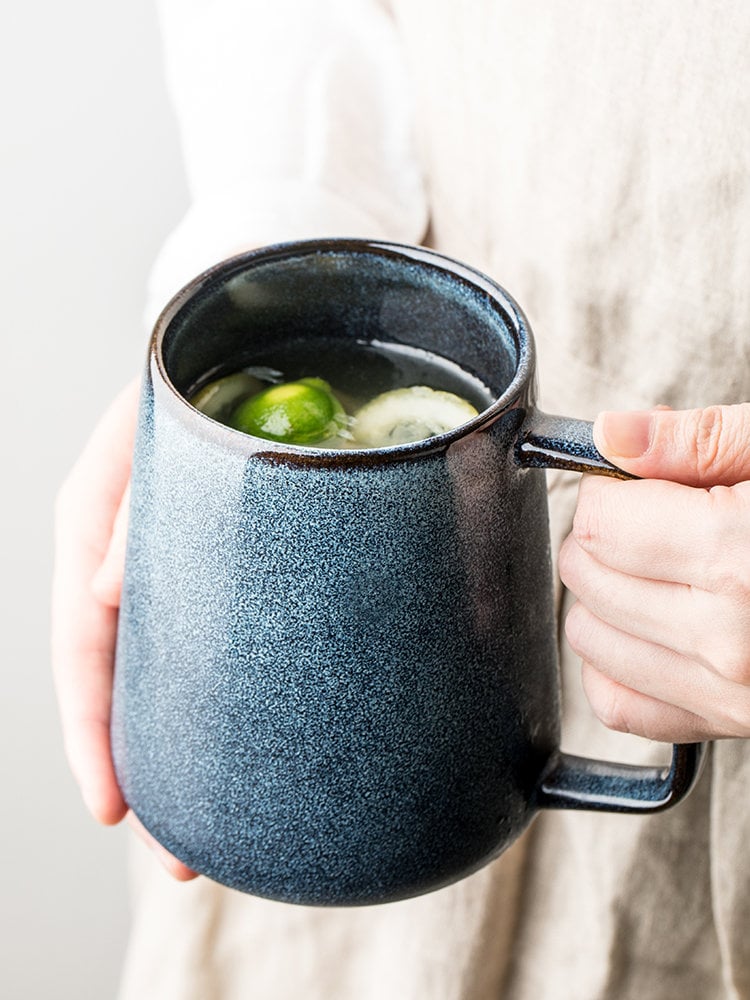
[{"x1": 150, "y1": 238, "x2": 535, "y2": 465}]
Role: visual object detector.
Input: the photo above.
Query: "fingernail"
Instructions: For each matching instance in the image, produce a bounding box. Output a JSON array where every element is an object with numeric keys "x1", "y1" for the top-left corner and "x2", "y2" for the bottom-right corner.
[{"x1": 595, "y1": 410, "x2": 653, "y2": 459}]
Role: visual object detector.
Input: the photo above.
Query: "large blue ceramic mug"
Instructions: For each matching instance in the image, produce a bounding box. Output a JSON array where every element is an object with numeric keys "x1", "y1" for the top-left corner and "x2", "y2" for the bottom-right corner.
[{"x1": 112, "y1": 239, "x2": 704, "y2": 906}]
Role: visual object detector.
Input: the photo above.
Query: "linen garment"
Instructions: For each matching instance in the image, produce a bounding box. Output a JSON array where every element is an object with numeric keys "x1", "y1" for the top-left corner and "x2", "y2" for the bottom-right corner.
[{"x1": 121, "y1": 2, "x2": 750, "y2": 998}]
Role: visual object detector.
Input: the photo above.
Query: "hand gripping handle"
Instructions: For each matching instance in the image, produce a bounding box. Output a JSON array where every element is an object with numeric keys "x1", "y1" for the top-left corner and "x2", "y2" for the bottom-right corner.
[{"x1": 517, "y1": 409, "x2": 707, "y2": 813}]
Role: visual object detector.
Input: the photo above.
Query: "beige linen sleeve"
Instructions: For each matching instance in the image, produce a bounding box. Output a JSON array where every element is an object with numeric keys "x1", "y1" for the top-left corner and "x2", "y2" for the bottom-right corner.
[{"x1": 146, "y1": 0, "x2": 428, "y2": 324}]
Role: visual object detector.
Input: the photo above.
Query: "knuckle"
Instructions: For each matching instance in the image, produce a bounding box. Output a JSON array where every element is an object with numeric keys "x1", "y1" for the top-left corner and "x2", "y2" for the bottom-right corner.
[
  {"x1": 595, "y1": 691, "x2": 631, "y2": 734},
  {"x1": 690, "y1": 406, "x2": 725, "y2": 478},
  {"x1": 582, "y1": 665, "x2": 631, "y2": 733},
  {"x1": 691, "y1": 595, "x2": 750, "y2": 683},
  {"x1": 702, "y1": 488, "x2": 750, "y2": 592},
  {"x1": 690, "y1": 591, "x2": 750, "y2": 684},
  {"x1": 711, "y1": 645, "x2": 750, "y2": 687},
  {"x1": 711, "y1": 690, "x2": 750, "y2": 737},
  {"x1": 565, "y1": 604, "x2": 583, "y2": 656},
  {"x1": 572, "y1": 483, "x2": 606, "y2": 551},
  {"x1": 557, "y1": 535, "x2": 580, "y2": 589},
  {"x1": 563, "y1": 602, "x2": 588, "y2": 654},
  {"x1": 571, "y1": 508, "x2": 592, "y2": 549},
  {"x1": 685, "y1": 405, "x2": 744, "y2": 481}
]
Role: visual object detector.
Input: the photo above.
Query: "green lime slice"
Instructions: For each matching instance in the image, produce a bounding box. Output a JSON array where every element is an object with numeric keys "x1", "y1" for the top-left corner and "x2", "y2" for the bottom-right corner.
[
  {"x1": 230, "y1": 377, "x2": 347, "y2": 445},
  {"x1": 352, "y1": 386, "x2": 479, "y2": 448}
]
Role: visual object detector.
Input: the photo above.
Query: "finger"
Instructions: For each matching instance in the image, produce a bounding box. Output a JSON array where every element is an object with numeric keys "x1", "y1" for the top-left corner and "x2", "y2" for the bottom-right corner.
[
  {"x1": 52, "y1": 517, "x2": 127, "y2": 824},
  {"x1": 91, "y1": 482, "x2": 130, "y2": 608},
  {"x1": 571, "y1": 475, "x2": 750, "y2": 589},
  {"x1": 64, "y1": 379, "x2": 140, "y2": 536},
  {"x1": 593, "y1": 404, "x2": 750, "y2": 486},
  {"x1": 580, "y1": 662, "x2": 725, "y2": 743},
  {"x1": 126, "y1": 812, "x2": 199, "y2": 882},
  {"x1": 566, "y1": 602, "x2": 750, "y2": 736},
  {"x1": 51, "y1": 379, "x2": 140, "y2": 824},
  {"x1": 559, "y1": 535, "x2": 750, "y2": 673}
]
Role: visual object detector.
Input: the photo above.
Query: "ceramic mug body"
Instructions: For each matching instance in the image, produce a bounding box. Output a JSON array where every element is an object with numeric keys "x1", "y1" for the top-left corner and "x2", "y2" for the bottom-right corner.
[{"x1": 112, "y1": 240, "x2": 703, "y2": 905}]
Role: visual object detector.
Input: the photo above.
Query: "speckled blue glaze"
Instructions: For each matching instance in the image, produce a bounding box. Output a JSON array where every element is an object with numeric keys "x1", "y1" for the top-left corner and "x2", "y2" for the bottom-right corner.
[{"x1": 112, "y1": 240, "x2": 704, "y2": 905}]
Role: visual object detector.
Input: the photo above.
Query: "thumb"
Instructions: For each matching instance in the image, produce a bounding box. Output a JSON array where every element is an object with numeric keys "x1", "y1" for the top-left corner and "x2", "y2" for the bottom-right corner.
[{"x1": 593, "y1": 404, "x2": 750, "y2": 486}]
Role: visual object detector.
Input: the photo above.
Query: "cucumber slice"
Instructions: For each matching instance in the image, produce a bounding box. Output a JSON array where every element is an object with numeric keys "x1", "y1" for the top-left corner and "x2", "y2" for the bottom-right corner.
[
  {"x1": 190, "y1": 371, "x2": 265, "y2": 423},
  {"x1": 352, "y1": 386, "x2": 479, "y2": 448}
]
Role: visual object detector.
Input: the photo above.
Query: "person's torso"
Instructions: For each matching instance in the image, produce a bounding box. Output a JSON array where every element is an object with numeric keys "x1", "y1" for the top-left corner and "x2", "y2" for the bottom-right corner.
[{"x1": 393, "y1": 0, "x2": 750, "y2": 418}]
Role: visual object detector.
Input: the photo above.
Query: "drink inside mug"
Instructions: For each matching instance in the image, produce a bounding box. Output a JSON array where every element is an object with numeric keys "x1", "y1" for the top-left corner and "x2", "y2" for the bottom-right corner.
[
  {"x1": 189, "y1": 340, "x2": 492, "y2": 449},
  {"x1": 158, "y1": 239, "x2": 527, "y2": 455}
]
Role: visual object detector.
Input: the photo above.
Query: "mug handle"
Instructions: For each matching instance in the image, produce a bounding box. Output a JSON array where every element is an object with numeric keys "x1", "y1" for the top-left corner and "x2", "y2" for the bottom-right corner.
[
  {"x1": 516, "y1": 410, "x2": 631, "y2": 477},
  {"x1": 516, "y1": 409, "x2": 707, "y2": 813}
]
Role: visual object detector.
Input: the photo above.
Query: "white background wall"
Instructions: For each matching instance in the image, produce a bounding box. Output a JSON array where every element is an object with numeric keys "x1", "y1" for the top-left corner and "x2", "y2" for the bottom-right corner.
[{"x1": 1, "y1": 3, "x2": 188, "y2": 996}]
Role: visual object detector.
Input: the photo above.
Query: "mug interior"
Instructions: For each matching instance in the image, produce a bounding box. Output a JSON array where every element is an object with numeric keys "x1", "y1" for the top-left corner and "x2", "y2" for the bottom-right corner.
[{"x1": 158, "y1": 241, "x2": 528, "y2": 419}]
